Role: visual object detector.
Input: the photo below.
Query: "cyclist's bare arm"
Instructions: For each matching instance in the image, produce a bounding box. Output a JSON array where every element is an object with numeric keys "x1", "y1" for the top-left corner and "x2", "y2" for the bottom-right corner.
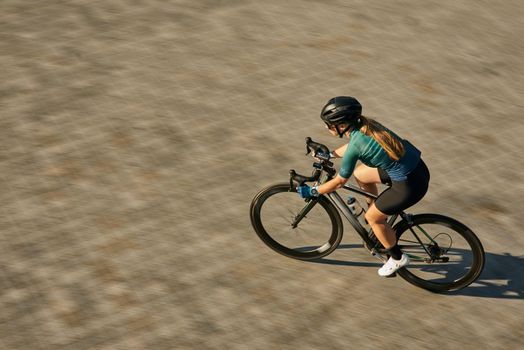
[
  {"x1": 331, "y1": 143, "x2": 348, "y2": 158},
  {"x1": 317, "y1": 174, "x2": 348, "y2": 195}
]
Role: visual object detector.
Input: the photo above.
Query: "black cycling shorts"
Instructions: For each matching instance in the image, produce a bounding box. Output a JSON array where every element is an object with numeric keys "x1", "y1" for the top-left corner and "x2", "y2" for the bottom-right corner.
[{"x1": 375, "y1": 160, "x2": 430, "y2": 215}]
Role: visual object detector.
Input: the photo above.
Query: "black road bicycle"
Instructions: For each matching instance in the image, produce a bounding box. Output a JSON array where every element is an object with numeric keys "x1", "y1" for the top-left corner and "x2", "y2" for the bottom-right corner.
[{"x1": 250, "y1": 138, "x2": 485, "y2": 292}]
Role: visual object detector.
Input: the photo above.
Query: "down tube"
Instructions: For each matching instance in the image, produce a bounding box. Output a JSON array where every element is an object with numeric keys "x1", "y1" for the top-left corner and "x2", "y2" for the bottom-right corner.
[{"x1": 326, "y1": 192, "x2": 370, "y2": 240}]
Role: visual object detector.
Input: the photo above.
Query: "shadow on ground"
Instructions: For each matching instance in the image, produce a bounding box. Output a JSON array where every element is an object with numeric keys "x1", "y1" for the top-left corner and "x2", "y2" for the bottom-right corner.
[{"x1": 311, "y1": 245, "x2": 524, "y2": 299}]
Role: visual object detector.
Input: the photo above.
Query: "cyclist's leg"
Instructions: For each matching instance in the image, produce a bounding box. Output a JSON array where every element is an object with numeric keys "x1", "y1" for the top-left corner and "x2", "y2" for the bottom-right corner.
[
  {"x1": 374, "y1": 162, "x2": 430, "y2": 215},
  {"x1": 369, "y1": 161, "x2": 430, "y2": 252},
  {"x1": 367, "y1": 201, "x2": 408, "y2": 276},
  {"x1": 353, "y1": 164, "x2": 382, "y2": 206},
  {"x1": 365, "y1": 204, "x2": 396, "y2": 249}
]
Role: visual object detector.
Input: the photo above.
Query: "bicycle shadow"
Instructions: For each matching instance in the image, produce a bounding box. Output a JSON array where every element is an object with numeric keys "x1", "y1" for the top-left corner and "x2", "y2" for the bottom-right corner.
[
  {"x1": 448, "y1": 252, "x2": 524, "y2": 299},
  {"x1": 309, "y1": 244, "x2": 384, "y2": 268},
  {"x1": 310, "y1": 245, "x2": 524, "y2": 299}
]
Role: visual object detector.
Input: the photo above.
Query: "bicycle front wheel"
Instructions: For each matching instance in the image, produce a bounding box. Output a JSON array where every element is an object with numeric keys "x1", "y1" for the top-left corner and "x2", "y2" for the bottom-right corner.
[
  {"x1": 394, "y1": 214, "x2": 485, "y2": 292},
  {"x1": 250, "y1": 183, "x2": 343, "y2": 260}
]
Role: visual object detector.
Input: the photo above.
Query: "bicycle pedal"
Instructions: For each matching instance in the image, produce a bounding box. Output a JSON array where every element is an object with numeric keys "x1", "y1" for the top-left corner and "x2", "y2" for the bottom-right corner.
[{"x1": 385, "y1": 272, "x2": 397, "y2": 278}]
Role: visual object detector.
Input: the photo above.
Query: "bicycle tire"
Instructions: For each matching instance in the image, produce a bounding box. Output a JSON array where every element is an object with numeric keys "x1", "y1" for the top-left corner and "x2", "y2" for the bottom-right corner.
[
  {"x1": 394, "y1": 214, "x2": 485, "y2": 292},
  {"x1": 250, "y1": 183, "x2": 344, "y2": 260}
]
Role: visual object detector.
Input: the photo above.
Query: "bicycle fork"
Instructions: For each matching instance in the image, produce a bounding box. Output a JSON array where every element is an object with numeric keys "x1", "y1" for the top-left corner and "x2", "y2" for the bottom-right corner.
[{"x1": 290, "y1": 198, "x2": 318, "y2": 228}]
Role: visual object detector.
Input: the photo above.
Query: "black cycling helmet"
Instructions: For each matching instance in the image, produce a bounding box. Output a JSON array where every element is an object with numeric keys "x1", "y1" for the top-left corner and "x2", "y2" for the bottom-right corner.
[{"x1": 320, "y1": 96, "x2": 362, "y2": 137}]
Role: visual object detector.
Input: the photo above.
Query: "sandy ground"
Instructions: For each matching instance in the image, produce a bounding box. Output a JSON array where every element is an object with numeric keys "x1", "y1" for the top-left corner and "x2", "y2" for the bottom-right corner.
[{"x1": 1, "y1": 0, "x2": 523, "y2": 349}]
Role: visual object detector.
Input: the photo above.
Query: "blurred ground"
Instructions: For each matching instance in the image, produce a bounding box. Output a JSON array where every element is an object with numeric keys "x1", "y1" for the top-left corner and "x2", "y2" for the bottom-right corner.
[{"x1": 1, "y1": 0, "x2": 523, "y2": 349}]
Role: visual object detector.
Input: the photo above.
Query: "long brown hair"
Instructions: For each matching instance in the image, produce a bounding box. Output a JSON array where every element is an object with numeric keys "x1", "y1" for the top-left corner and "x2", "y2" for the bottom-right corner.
[{"x1": 358, "y1": 116, "x2": 405, "y2": 161}]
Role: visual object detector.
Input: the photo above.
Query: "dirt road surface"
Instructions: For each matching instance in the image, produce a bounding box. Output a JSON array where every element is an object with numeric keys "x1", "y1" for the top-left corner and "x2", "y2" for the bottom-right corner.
[{"x1": 1, "y1": 1, "x2": 523, "y2": 349}]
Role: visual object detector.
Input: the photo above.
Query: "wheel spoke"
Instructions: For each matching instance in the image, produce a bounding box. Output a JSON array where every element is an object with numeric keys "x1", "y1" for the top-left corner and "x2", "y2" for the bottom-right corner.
[{"x1": 396, "y1": 214, "x2": 484, "y2": 292}]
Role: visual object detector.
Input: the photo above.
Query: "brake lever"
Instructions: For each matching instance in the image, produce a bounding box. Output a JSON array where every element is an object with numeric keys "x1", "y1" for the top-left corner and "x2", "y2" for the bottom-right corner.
[
  {"x1": 289, "y1": 169, "x2": 302, "y2": 190},
  {"x1": 306, "y1": 144, "x2": 311, "y2": 155}
]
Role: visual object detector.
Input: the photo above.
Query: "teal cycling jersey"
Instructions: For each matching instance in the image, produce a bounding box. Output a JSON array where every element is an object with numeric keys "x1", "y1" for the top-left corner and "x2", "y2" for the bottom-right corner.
[{"x1": 339, "y1": 128, "x2": 421, "y2": 181}]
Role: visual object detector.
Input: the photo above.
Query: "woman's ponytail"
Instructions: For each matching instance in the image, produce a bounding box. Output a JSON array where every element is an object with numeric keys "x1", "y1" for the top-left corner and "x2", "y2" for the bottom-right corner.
[{"x1": 358, "y1": 116, "x2": 405, "y2": 161}]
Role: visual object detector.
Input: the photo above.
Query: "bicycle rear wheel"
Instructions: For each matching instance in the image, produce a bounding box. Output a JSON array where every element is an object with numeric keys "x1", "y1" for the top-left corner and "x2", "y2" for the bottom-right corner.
[
  {"x1": 394, "y1": 214, "x2": 485, "y2": 292},
  {"x1": 250, "y1": 183, "x2": 343, "y2": 260}
]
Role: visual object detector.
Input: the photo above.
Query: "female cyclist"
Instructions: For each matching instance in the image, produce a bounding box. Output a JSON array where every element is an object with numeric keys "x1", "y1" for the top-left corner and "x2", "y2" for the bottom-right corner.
[{"x1": 297, "y1": 96, "x2": 430, "y2": 276}]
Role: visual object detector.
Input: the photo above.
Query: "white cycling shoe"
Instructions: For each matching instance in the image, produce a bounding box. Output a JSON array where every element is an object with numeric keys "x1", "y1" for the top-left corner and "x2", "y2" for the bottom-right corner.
[{"x1": 378, "y1": 254, "x2": 410, "y2": 277}]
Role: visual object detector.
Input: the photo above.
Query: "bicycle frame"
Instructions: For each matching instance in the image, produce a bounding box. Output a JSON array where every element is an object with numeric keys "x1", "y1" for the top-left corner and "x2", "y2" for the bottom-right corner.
[{"x1": 326, "y1": 183, "x2": 400, "y2": 252}]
